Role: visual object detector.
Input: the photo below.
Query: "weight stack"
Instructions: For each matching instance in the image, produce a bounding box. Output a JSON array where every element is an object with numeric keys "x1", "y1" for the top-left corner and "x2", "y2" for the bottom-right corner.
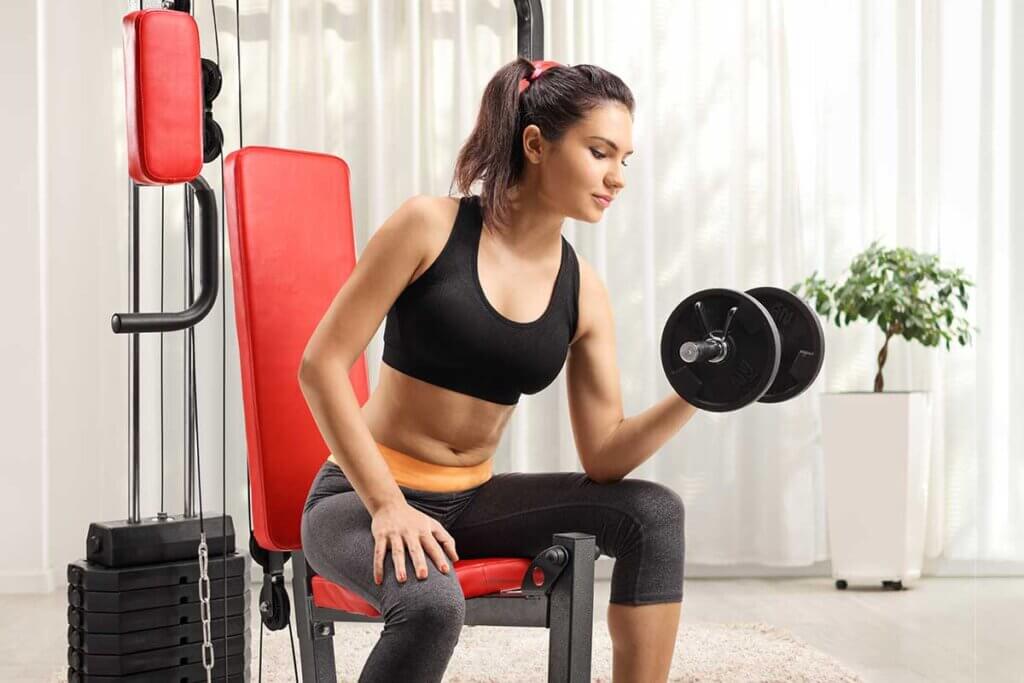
[{"x1": 66, "y1": 541, "x2": 252, "y2": 682}]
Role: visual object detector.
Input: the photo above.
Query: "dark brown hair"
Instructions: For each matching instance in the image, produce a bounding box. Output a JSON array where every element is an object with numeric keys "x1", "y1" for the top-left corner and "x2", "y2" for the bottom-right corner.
[{"x1": 451, "y1": 58, "x2": 635, "y2": 230}]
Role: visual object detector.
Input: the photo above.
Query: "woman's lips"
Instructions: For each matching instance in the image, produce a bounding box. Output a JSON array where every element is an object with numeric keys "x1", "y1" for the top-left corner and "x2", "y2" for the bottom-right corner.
[{"x1": 593, "y1": 194, "x2": 611, "y2": 207}]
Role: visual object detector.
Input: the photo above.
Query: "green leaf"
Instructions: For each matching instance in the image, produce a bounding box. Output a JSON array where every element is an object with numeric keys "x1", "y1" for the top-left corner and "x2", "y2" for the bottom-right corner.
[{"x1": 801, "y1": 243, "x2": 976, "y2": 372}]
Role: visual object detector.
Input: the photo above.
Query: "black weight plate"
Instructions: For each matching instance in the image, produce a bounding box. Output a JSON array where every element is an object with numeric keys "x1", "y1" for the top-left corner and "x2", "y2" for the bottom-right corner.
[
  {"x1": 68, "y1": 574, "x2": 247, "y2": 612},
  {"x1": 661, "y1": 289, "x2": 781, "y2": 411},
  {"x1": 68, "y1": 656, "x2": 248, "y2": 683},
  {"x1": 69, "y1": 635, "x2": 248, "y2": 676},
  {"x1": 85, "y1": 514, "x2": 235, "y2": 568},
  {"x1": 68, "y1": 611, "x2": 250, "y2": 655},
  {"x1": 67, "y1": 590, "x2": 249, "y2": 634},
  {"x1": 747, "y1": 287, "x2": 825, "y2": 403},
  {"x1": 67, "y1": 553, "x2": 249, "y2": 592}
]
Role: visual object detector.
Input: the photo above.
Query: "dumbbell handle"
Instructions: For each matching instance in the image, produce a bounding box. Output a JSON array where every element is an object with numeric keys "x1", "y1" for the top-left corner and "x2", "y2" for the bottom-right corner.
[{"x1": 680, "y1": 338, "x2": 728, "y2": 364}]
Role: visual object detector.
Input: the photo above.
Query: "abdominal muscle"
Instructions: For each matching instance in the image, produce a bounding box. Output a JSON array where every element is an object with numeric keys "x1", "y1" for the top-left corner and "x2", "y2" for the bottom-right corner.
[{"x1": 328, "y1": 362, "x2": 515, "y2": 472}]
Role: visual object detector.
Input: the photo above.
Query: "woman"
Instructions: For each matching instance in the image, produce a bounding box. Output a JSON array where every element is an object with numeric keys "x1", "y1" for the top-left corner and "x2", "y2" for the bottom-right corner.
[{"x1": 299, "y1": 58, "x2": 698, "y2": 683}]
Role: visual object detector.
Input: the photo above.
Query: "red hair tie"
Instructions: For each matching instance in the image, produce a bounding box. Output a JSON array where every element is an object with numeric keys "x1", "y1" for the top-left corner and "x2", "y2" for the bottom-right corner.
[{"x1": 518, "y1": 60, "x2": 563, "y2": 94}]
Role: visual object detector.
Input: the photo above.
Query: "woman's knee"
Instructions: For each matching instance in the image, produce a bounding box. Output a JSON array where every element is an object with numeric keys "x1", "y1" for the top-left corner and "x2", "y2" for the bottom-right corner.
[
  {"x1": 617, "y1": 479, "x2": 685, "y2": 535},
  {"x1": 608, "y1": 479, "x2": 686, "y2": 570},
  {"x1": 384, "y1": 572, "x2": 466, "y2": 635},
  {"x1": 607, "y1": 480, "x2": 685, "y2": 603}
]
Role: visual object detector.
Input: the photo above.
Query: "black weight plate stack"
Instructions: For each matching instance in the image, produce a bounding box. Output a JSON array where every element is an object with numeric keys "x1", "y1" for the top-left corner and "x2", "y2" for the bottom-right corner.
[
  {"x1": 66, "y1": 553, "x2": 252, "y2": 681},
  {"x1": 746, "y1": 287, "x2": 825, "y2": 403},
  {"x1": 661, "y1": 289, "x2": 781, "y2": 411}
]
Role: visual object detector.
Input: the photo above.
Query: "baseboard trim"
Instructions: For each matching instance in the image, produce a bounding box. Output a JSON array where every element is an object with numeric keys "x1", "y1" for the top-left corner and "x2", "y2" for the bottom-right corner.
[
  {"x1": 0, "y1": 568, "x2": 55, "y2": 594},
  {"x1": 596, "y1": 557, "x2": 1024, "y2": 580},
  {"x1": 25, "y1": 554, "x2": 1016, "y2": 594},
  {"x1": 923, "y1": 557, "x2": 1024, "y2": 577},
  {"x1": 20, "y1": 554, "x2": 1024, "y2": 595}
]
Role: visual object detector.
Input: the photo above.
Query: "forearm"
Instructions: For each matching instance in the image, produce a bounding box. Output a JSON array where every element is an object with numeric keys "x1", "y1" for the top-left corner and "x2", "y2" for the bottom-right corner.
[
  {"x1": 298, "y1": 358, "x2": 405, "y2": 515},
  {"x1": 588, "y1": 392, "x2": 698, "y2": 483}
]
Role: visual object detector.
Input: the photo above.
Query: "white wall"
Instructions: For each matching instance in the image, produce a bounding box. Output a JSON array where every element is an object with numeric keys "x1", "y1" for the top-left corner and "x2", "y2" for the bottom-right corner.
[
  {"x1": 0, "y1": 0, "x2": 50, "y2": 594},
  {"x1": 0, "y1": 1, "x2": 138, "y2": 594},
  {"x1": 41, "y1": 2, "x2": 137, "y2": 596}
]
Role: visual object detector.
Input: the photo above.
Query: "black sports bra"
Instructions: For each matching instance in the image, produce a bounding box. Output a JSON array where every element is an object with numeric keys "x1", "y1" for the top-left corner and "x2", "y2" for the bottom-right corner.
[{"x1": 382, "y1": 195, "x2": 580, "y2": 405}]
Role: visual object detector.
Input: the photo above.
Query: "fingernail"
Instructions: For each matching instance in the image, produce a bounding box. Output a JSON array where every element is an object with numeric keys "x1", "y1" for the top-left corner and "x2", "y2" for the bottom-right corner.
[{"x1": 441, "y1": 565, "x2": 449, "y2": 572}]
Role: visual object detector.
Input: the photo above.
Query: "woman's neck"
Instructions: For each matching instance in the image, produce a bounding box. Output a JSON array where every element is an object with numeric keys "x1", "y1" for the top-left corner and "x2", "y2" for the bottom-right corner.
[{"x1": 484, "y1": 185, "x2": 565, "y2": 260}]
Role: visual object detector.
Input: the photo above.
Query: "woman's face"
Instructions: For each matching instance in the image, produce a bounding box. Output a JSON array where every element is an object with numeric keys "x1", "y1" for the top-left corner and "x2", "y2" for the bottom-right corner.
[{"x1": 524, "y1": 102, "x2": 634, "y2": 222}]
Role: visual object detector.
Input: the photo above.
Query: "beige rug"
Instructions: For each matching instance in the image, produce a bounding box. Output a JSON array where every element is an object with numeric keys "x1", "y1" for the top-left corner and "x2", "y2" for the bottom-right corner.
[
  {"x1": 55, "y1": 620, "x2": 864, "y2": 682},
  {"x1": 247, "y1": 620, "x2": 865, "y2": 682}
]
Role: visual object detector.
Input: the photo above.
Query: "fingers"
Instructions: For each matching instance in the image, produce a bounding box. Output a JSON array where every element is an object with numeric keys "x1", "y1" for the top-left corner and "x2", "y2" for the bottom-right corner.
[
  {"x1": 373, "y1": 532, "x2": 459, "y2": 586},
  {"x1": 373, "y1": 535, "x2": 386, "y2": 586},
  {"x1": 383, "y1": 533, "x2": 431, "y2": 584},
  {"x1": 371, "y1": 511, "x2": 462, "y2": 586},
  {"x1": 420, "y1": 533, "x2": 450, "y2": 577},
  {"x1": 435, "y1": 529, "x2": 460, "y2": 563},
  {"x1": 405, "y1": 529, "x2": 457, "y2": 581},
  {"x1": 373, "y1": 533, "x2": 408, "y2": 585},
  {"x1": 389, "y1": 534, "x2": 407, "y2": 582}
]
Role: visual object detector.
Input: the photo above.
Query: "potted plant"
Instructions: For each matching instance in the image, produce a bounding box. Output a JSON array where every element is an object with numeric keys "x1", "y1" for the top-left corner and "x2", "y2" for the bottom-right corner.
[{"x1": 793, "y1": 242, "x2": 975, "y2": 590}]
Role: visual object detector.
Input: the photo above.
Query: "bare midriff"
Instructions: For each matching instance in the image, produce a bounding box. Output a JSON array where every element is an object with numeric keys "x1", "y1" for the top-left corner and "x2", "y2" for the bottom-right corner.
[{"x1": 326, "y1": 362, "x2": 516, "y2": 492}]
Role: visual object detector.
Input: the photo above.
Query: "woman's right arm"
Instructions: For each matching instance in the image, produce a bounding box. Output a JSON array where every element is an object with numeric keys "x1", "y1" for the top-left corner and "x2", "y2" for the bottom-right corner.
[
  {"x1": 297, "y1": 196, "x2": 428, "y2": 514},
  {"x1": 297, "y1": 195, "x2": 458, "y2": 585}
]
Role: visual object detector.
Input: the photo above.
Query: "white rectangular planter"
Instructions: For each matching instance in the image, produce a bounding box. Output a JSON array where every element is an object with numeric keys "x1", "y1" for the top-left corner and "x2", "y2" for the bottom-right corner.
[{"x1": 821, "y1": 392, "x2": 932, "y2": 587}]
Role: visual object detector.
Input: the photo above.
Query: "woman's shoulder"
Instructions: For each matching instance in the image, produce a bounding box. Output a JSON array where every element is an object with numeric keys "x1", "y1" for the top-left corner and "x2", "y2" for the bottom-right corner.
[
  {"x1": 398, "y1": 194, "x2": 462, "y2": 232},
  {"x1": 402, "y1": 193, "x2": 461, "y2": 217},
  {"x1": 395, "y1": 195, "x2": 466, "y2": 283}
]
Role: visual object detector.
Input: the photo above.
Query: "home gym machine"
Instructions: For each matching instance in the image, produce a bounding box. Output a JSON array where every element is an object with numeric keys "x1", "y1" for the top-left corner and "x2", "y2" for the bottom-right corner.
[{"x1": 65, "y1": 2, "x2": 248, "y2": 681}]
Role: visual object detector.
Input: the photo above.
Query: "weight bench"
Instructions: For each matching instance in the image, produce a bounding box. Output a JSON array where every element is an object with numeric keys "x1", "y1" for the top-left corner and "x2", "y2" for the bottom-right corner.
[{"x1": 224, "y1": 146, "x2": 598, "y2": 682}]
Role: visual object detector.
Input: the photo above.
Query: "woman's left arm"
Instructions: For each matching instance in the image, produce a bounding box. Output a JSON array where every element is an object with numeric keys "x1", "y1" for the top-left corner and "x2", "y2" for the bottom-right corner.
[{"x1": 567, "y1": 258, "x2": 699, "y2": 484}]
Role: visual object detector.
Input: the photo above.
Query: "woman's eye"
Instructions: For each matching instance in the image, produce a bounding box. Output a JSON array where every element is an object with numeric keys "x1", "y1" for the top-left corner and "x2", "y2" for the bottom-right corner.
[{"x1": 591, "y1": 148, "x2": 629, "y2": 167}]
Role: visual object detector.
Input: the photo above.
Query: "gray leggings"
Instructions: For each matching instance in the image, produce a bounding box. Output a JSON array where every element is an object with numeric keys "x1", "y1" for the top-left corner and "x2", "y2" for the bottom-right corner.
[{"x1": 300, "y1": 460, "x2": 685, "y2": 683}]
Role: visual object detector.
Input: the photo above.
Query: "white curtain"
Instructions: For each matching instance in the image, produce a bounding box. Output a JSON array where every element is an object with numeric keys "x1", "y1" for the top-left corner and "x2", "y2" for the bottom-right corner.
[
  {"x1": 781, "y1": 0, "x2": 1024, "y2": 566},
  {"x1": 45, "y1": 0, "x2": 1019, "y2": 577}
]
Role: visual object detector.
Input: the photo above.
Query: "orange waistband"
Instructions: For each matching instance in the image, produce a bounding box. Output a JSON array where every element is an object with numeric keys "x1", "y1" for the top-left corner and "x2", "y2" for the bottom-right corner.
[{"x1": 329, "y1": 443, "x2": 493, "y2": 493}]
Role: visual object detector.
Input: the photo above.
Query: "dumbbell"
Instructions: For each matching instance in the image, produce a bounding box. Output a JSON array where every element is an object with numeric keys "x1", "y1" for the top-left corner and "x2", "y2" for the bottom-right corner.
[{"x1": 660, "y1": 287, "x2": 825, "y2": 412}]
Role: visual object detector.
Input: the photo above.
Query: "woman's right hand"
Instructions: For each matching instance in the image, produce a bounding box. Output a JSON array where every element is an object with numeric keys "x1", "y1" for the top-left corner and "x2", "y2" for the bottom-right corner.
[{"x1": 370, "y1": 500, "x2": 459, "y2": 585}]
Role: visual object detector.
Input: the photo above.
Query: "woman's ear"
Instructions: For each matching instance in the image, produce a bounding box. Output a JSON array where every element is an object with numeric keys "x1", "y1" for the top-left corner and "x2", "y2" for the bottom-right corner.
[{"x1": 522, "y1": 124, "x2": 544, "y2": 164}]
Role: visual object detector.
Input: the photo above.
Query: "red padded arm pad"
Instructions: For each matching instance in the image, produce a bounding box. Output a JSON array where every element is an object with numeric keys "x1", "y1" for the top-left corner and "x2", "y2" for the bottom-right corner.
[{"x1": 121, "y1": 9, "x2": 202, "y2": 185}]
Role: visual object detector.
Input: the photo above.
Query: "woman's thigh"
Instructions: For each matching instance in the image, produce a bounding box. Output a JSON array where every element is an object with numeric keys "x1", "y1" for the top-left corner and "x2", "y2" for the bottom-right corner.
[
  {"x1": 448, "y1": 471, "x2": 685, "y2": 605},
  {"x1": 300, "y1": 466, "x2": 465, "y2": 617},
  {"x1": 300, "y1": 489, "x2": 382, "y2": 605}
]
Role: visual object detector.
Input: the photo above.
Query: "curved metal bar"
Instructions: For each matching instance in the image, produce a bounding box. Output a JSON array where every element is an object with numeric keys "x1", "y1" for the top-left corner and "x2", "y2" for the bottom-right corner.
[
  {"x1": 111, "y1": 175, "x2": 219, "y2": 334},
  {"x1": 515, "y1": 0, "x2": 545, "y2": 61}
]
